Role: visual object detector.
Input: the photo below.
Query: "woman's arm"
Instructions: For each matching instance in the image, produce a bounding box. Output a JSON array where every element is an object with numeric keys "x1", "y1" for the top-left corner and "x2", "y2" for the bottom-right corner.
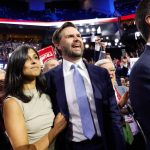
[
  {"x1": 34, "y1": 113, "x2": 67, "y2": 150},
  {"x1": 3, "y1": 98, "x2": 67, "y2": 150}
]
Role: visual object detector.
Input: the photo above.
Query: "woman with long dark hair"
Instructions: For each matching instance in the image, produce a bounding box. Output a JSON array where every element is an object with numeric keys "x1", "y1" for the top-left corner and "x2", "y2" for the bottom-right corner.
[{"x1": 3, "y1": 45, "x2": 67, "y2": 150}]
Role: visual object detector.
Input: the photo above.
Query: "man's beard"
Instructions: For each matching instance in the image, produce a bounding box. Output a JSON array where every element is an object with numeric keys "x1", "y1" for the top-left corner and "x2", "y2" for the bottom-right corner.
[{"x1": 62, "y1": 47, "x2": 84, "y2": 59}]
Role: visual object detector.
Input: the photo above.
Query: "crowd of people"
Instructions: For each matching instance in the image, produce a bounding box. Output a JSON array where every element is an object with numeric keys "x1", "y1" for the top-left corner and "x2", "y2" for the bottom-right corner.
[
  {"x1": 0, "y1": 0, "x2": 150, "y2": 150},
  {"x1": 0, "y1": 40, "x2": 42, "y2": 69},
  {"x1": 0, "y1": 3, "x2": 107, "y2": 22}
]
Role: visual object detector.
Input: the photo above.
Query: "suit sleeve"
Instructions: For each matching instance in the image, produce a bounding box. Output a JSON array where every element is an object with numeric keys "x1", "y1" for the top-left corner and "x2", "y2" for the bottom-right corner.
[
  {"x1": 44, "y1": 71, "x2": 59, "y2": 114},
  {"x1": 103, "y1": 70, "x2": 126, "y2": 150}
]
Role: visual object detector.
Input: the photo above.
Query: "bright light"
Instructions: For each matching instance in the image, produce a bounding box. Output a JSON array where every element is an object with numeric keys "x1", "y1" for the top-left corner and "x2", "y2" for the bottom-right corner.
[
  {"x1": 4, "y1": 64, "x2": 7, "y2": 69},
  {"x1": 91, "y1": 33, "x2": 95, "y2": 42},
  {"x1": 108, "y1": 42, "x2": 111, "y2": 46},
  {"x1": 135, "y1": 32, "x2": 141, "y2": 37},
  {"x1": 106, "y1": 36, "x2": 109, "y2": 40},
  {"x1": 85, "y1": 44, "x2": 89, "y2": 48},
  {"x1": 105, "y1": 42, "x2": 108, "y2": 46},
  {"x1": 9, "y1": 53, "x2": 12, "y2": 57},
  {"x1": 79, "y1": 28, "x2": 84, "y2": 33},
  {"x1": 135, "y1": 31, "x2": 141, "y2": 40},
  {"x1": 114, "y1": 38, "x2": 119, "y2": 43},
  {"x1": 86, "y1": 28, "x2": 90, "y2": 33},
  {"x1": 97, "y1": 26, "x2": 101, "y2": 34},
  {"x1": 91, "y1": 27, "x2": 96, "y2": 32}
]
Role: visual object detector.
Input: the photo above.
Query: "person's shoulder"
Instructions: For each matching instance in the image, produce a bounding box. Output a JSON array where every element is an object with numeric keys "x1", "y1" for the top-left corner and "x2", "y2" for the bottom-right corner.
[
  {"x1": 131, "y1": 56, "x2": 145, "y2": 72},
  {"x1": 4, "y1": 96, "x2": 19, "y2": 104},
  {"x1": 44, "y1": 64, "x2": 61, "y2": 77},
  {"x1": 3, "y1": 97, "x2": 22, "y2": 112},
  {"x1": 86, "y1": 64, "x2": 109, "y2": 80},
  {"x1": 87, "y1": 63, "x2": 108, "y2": 73}
]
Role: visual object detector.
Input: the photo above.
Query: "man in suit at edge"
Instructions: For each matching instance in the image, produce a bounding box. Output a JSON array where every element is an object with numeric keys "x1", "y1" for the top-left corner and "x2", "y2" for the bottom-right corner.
[
  {"x1": 45, "y1": 22, "x2": 126, "y2": 150},
  {"x1": 129, "y1": 0, "x2": 150, "y2": 149}
]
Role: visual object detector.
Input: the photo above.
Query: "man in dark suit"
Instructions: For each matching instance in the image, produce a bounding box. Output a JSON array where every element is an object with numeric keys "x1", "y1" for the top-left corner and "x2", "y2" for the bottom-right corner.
[
  {"x1": 129, "y1": 0, "x2": 150, "y2": 150},
  {"x1": 45, "y1": 22, "x2": 125, "y2": 150}
]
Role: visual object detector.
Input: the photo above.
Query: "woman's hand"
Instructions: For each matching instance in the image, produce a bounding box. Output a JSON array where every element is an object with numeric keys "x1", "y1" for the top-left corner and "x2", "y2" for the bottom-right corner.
[{"x1": 53, "y1": 113, "x2": 67, "y2": 134}]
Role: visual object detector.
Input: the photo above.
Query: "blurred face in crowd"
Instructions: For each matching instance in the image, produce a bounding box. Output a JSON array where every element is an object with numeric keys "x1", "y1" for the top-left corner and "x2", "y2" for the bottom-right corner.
[
  {"x1": 120, "y1": 77, "x2": 126, "y2": 86},
  {"x1": 100, "y1": 62, "x2": 116, "y2": 80},
  {"x1": 95, "y1": 37, "x2": 101, "y2": 44},
  {"x1": 23, "y1": 48, "x2": 41, "y2": 79},
  {"x1": 57, "y1": 27, "x2": 84, "y2": 61},
  {"x1": 126, "y1": 80, "x2": 129, "y2": 87},
  {"x1": 125, "y1": 80, "x2": 130, "y2": 91}
]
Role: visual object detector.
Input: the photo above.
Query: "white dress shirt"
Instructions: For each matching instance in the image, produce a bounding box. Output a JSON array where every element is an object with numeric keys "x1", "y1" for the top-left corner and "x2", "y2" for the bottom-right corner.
[{"x1": 63, "y1": 58, "x2": 101, "y2": 142}]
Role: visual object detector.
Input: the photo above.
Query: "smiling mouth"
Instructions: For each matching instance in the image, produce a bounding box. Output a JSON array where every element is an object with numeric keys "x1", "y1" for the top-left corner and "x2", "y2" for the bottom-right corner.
[
  {"x1": 31, "y1": 67, "x2": 39, "y2": 69},
  {"x1": 72, "y1": 45, "x2": 81, "y2": 49}
]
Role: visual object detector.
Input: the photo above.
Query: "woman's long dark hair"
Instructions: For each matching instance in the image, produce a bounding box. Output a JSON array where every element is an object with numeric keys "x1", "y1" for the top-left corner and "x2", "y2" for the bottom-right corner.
[{"x1": 4, "y1": 45, "x2": 46, "y2": 103}]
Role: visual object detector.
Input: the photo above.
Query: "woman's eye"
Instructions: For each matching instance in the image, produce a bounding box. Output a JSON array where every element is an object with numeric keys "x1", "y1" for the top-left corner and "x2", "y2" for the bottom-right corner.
[{"x1": 34, "y1": 56, "x2": 39, "y2": 59}]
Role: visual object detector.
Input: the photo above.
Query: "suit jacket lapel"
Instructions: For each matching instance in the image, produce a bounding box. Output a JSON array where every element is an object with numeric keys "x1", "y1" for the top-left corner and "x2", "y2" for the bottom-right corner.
[
  {"x1": 85, "y1": 63, "x2": 102, "y2": 100},
  {"x1": 54, "y1": 64, "x2": 69, "y2": 118},
  {"x1": 85, "y1": 63, "x2": 104, "y2": 135}
]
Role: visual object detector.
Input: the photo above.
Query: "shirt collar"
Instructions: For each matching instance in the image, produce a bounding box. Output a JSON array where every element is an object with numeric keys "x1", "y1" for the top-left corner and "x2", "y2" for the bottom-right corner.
[{"x1": 63, "y1": 58, "x2": 86, "y2": 72}]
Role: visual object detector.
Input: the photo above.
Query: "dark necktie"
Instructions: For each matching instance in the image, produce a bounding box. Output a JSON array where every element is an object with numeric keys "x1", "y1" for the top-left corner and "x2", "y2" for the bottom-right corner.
[{"x1": 71, "y1": 64, "x2": 95, "y2": 139}]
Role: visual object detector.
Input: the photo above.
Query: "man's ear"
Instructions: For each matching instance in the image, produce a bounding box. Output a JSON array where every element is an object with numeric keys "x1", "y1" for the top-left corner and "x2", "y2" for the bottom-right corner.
[
  {"x1": 145, "y1": 15, "x2": 150, "y2": 25},
  {"x1": 54, "y1": 43, "x2": 62, "y2": 50}
]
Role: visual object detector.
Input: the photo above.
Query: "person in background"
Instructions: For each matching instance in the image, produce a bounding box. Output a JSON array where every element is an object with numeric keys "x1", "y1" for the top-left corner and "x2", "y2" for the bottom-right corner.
[
  {"x1": 120, "y1": 77, "x2": 126, "y2": 86},
  {"x1": 95, "y1": 59, "x2": 127, "y2": 107},
  {"x1": 3, "y1": 45, "x2": 67, "y2": 150},
  {"x1": 45, "y1": 22, "x2": 125, "y2": 150},
  {"x1": 122, "y1": 78, "x2": 145, "y2": 150},
  {"x1": 94, "y1": 36, "x2": 106, "y2": 62},
  {"x1": 95, "y1": 59, "x2": 116, "y2": 84},
  {"x1": 129, "y1": 0, "x2": 150, "y2": 149},
  {"x1": 125, "y1": 78, "x2": 130, "y2": 90},
  {"x1": 0, "y1": 69, "x2": 12, "y2": 150},
  {"x1": 105, "y1": 53, "x2": 112, "y2": 61},
  {"x1": 95, "y1": 58, "x2": 145, "y2": 150},
  {"x1": 116, "y1": 56, "x2": 129, "y2": 79},
  {"x1": 43, "y1": 58, "x2": 59, "y2": 73}
]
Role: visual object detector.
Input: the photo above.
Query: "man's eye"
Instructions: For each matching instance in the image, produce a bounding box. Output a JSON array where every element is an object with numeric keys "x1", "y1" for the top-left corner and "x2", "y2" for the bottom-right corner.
[{"x1": 67, "y1": 35, "x2": 73, "y2": 38}]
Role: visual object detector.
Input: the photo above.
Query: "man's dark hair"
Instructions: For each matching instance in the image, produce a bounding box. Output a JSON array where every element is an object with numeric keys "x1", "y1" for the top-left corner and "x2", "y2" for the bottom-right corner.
[
  {"x1": 135, "y1": 0, "x2": 150, "y2": 41},
  {"x1": 52, "y1": 22, "x2": 77, "y2": 44}
]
